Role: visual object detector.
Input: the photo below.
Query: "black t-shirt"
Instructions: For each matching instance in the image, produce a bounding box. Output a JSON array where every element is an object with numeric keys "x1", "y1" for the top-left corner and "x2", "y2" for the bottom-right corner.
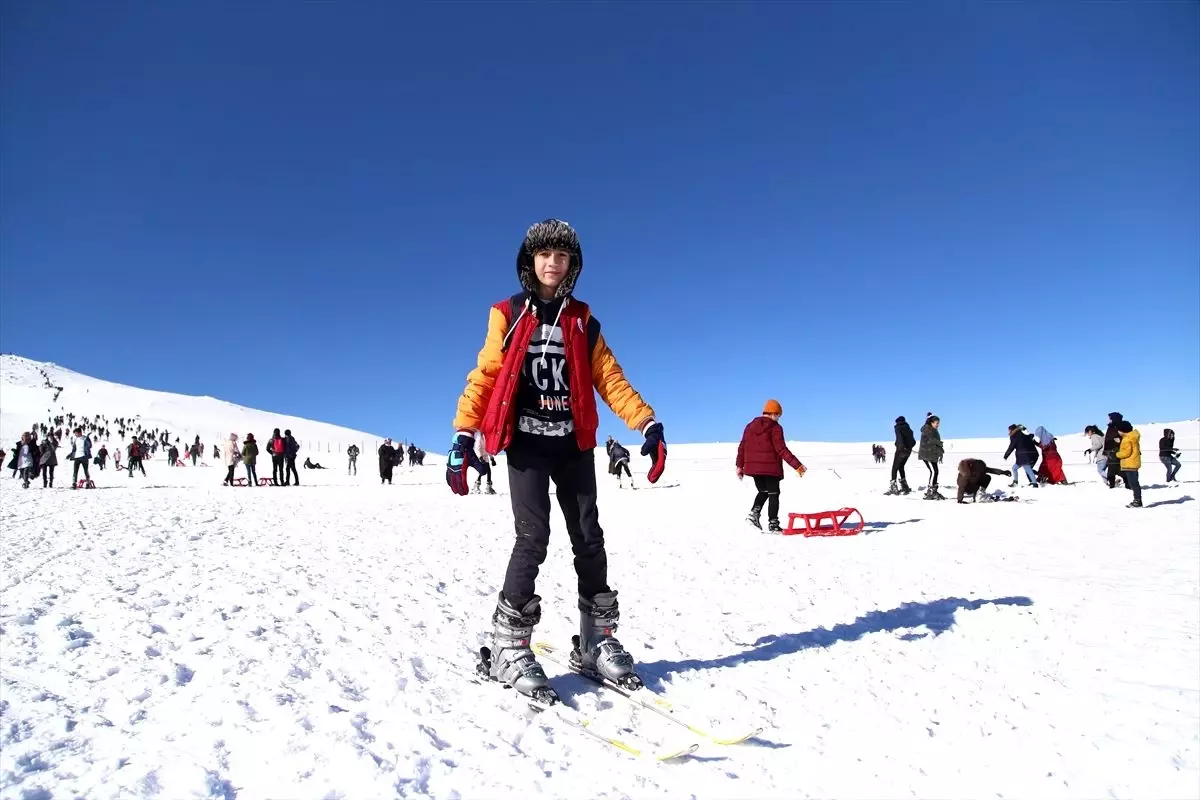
[{"x1": 514, "y1": 297, "x2": 574, "y2": 438}]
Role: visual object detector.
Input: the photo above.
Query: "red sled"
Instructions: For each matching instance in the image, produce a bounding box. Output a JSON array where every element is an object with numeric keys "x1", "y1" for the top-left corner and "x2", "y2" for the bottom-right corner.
[
  {"x1": 75, "y1": 480, "x2": 96, "y2": 490},
  {"x1": 257, "y1": 478, "x2": 273, "y2": 486},
  {"x1": 784, "y1": 507, "x2": 864, "y2": 537}
]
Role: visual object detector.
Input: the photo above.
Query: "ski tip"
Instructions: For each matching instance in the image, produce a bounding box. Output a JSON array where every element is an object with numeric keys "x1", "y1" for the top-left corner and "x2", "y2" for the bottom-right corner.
[
  {"x1": 657, "y1": 742, "x2": 700, "y2": 761},
  {"x1": 711, "y1": 727, "x2": 765, "y2": 745}
]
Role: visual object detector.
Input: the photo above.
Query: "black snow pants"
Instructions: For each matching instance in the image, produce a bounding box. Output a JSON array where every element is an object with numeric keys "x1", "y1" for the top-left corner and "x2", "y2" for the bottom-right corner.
[
  {"x1": 751, "y1": 475, "x2": 782, "y2": 522},
  {"x1": 502, "y1": 442, "x2": 609, "y2": 609},
  {"x1": 891, "y1": 449, "x2": 912, "y2": 484},
  {"x1": 272, "y1": 455, "x2": 285, "y2": 485},
  {"x1": 73, "y1": 458, "x2": 90, "y2": 484},
  {"x1": 1106, "y1": 455, "x2": 1122, "y2": 488},
  {"x1": 923, "y1": 459, "x2": 939, "y2": 490},
  {"x1": 42, "y1": 464, "x2": 55, "y2": 487},
  {"x1": 285, "y1": 456, "x2": 299, "y2": 486}
]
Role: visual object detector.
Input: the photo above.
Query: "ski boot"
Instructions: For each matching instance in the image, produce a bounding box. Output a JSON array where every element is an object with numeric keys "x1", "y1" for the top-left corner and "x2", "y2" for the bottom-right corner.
[
  {"x1": 746, "y1": 506, "x2": 763, "y2": 530},
  {"x1": 884, "y1": 480, "x2": 900, "y2": 496},
  {"x1": 477, "y1": 594, "x2": 559, "y2": 707},
  {"x1": 767, "y1": 518, "x2": 783, "y2": 534},
  {"x1": 570, "y1": 591, "x2": 643, "y2": 690}
]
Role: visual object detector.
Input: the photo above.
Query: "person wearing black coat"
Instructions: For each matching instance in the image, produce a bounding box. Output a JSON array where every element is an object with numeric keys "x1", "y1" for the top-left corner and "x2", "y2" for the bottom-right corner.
[
  {"x1": 918, "y1": 414, "x2": 945, "y2": 500},
  {"x1": 887, "y1": 416, "x2": 917, "y2": 495},
  {"x1": 1103, "y1": 412, "x2": 1124, "y2": 488},
  {"x1": 38, "y1": 437, "x2": 58, "y2": 488},
  {"x1": 379, "y1": 440, "x2": 396, "y2": 484},
  {"x1": 1004, "y1": 424, "x2": 1040, "y2": 487},
  {"x1": 1160, "y1": 429, "x2": 1182, "y2": 483},
  {"x1": 283, "y1": 430, "x2": 300, "y2": 486}
]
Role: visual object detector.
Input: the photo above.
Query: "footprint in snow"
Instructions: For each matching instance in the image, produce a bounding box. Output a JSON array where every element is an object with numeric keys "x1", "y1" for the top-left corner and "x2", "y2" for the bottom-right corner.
[
  {"x1": 419, "y1": 724, "x2": 451, "y2": 750},
  {"x1": 65, "y1": 629, "x2": 94, "y2": 650},
  {"x1": 174, "y1": 665, "x2": 194, "y2": 686}
]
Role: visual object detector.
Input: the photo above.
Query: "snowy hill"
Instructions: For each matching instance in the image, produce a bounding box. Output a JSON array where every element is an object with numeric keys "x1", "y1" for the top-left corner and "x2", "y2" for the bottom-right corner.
[
  {"x1": 0, "y1": 354, "x2": 400, "y2": 460},
  {"x1": 1, "y1": 357, "x2": 1197, "y2": 798}
]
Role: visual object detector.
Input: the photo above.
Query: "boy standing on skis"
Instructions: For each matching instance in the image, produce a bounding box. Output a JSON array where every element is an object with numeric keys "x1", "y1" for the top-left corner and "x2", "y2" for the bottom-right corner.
[
  {"x1": 449, "y1": 219, "x2": 667, "y2": 705},
  {"x1": 736, "y1": 400, "x2": 807, "y2": 532}
]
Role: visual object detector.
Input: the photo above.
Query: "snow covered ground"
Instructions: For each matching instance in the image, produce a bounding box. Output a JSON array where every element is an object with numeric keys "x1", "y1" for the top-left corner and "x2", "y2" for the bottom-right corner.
[{"x1": 2, "y1": 357, "x2": 1198, "y2": 799}]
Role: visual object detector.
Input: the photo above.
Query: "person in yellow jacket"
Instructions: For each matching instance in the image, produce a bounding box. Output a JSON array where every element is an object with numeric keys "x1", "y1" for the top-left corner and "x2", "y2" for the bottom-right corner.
[
  {"x1": 449, "y1": 219, "x2": 666, "y2": 707},
  {"x1": 1114, "y1": 420, "x2": 1142, "y2": 508}
]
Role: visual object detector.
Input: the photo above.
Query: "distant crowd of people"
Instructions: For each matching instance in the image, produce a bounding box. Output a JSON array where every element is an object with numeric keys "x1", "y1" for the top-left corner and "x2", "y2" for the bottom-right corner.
[{"x1": 3, "y1": 408, "x2": 428, "y2": 489}]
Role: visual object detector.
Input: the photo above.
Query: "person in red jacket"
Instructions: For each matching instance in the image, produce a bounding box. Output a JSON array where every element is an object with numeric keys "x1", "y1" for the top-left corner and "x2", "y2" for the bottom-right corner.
[{"x1": 736, "y1": 400, "x2": 807, "y2": 532}]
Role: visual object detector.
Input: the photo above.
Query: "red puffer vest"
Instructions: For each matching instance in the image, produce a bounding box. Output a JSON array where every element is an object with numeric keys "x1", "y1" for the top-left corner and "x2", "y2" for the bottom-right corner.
[{"x1": 480, "y1": 297, "x2": 599, "y2": 455}]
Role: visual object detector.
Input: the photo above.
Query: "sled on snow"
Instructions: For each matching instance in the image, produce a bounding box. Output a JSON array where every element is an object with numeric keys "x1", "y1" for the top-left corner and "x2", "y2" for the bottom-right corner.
[{"x1": 783, "y1": 507, "x2": 864, "y2": 537}]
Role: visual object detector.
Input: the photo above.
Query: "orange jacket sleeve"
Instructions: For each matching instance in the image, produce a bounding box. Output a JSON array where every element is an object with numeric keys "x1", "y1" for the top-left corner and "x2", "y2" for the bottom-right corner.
[
  {"x1": 590, "y1": 330, "x2": 655, "y2": 433},
  {"x1": 453, "y1": 306, "x2": 507, "y2": 432}
]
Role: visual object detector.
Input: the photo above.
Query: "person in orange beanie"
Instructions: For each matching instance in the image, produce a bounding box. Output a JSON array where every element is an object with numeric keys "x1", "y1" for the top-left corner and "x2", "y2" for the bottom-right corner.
[{"x1": 736, "y1": 399, "x2": 807, "y2": 532}]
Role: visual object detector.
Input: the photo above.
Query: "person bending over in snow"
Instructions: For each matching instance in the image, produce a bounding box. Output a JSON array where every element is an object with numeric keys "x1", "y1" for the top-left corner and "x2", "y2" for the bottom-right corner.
[
  {"x1": 736, "y1": 399, "x2": 806, "y2": 531},
  {"x1": 605, "y1": 436, "x2": 634, "y2": 487},
  {"x1": 448, "y1": 219, "x2": 667, "y2": 706},
  {"x1": 1159, "y1": 429, "x2": 1182, "y2": 483},
  {"x1": 918, "y1": 413, "x2": 945, "y2": 500},
  {"x1": 1114, "y1": 420, "x2": 1142, "y2": 508},
  {"x1": 956, "y1": 459, "x2": 1011, "y2": 503}
]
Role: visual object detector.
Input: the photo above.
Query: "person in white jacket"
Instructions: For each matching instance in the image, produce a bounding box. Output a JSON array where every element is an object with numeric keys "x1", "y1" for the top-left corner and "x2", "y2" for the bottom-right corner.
[
  {"x1": 222, "y1": 433, "x2": 242, "y2": 486},
  {"x1": 1083, "y1": 425, "x2": 1107, "y2": 481}
]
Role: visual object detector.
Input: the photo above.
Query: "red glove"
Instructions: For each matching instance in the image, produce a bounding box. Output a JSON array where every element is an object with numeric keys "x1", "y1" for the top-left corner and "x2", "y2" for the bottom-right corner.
[{"x1": 641, "y1": 421, "x2": 666, "y2": 484}]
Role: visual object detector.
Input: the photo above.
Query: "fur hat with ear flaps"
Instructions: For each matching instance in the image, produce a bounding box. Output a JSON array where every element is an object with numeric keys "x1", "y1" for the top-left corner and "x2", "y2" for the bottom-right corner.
[{"x1": 516, "y1": 219, "x2": 583, "y2": 298}]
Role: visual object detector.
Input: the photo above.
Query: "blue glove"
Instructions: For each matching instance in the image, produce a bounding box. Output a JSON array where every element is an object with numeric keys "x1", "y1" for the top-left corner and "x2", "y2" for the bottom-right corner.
[
  {"x1": 640, "y1": 421, "x2": 666, "y2": 484},
  {"x1": 446, "y1": 432, "x2": 478, "y2": 496}
]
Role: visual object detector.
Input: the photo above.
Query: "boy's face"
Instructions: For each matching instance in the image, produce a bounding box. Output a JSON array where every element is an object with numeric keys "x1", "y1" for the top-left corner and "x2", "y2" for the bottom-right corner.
[{"x1": 534, "y1": 250, "x2": 571, "y2": 293}]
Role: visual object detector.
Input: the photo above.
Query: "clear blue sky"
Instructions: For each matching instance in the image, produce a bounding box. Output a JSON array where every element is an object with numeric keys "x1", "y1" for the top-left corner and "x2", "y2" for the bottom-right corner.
[{"x1": 2, "y1": 2, "x2": 1197, "y2": 447}]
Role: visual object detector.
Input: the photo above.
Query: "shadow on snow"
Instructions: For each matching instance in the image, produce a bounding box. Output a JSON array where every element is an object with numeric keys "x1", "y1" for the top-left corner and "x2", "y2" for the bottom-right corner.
[
  {"x1": 638, "y1": 596, "x2": 1034, "y2": 690},
  {"x1": 1144, "y1": 495, "x2": 1194, "y2": 508}
]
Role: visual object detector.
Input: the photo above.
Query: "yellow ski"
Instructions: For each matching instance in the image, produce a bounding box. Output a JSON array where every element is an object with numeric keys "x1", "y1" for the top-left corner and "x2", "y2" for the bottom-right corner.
[{"x1": 534, "y1": 641, "x2": 764, "y2": 746}]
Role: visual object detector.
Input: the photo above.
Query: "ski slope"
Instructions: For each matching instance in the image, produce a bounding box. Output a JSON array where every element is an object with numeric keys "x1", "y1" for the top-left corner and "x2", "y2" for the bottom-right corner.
[
  {"x1": 1, "y1": 358, "x2": 1198, "y2": 799},
  {"x1": 0, "y1": 355, "x2": 396, "y2": 459}
]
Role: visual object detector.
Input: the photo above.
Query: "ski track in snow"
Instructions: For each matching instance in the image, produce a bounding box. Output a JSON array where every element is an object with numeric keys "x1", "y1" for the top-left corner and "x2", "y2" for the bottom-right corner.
[{"x1": 1, "y1": 447, "x2": 1198, "y2": 799}]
